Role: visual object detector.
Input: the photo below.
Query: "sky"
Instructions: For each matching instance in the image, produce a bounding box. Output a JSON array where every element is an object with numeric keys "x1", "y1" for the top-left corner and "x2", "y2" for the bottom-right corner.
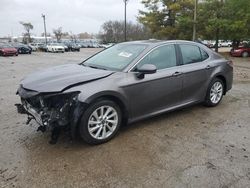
[{"x1": 0, "y1": 0, "x2": 145, "y2": 37}]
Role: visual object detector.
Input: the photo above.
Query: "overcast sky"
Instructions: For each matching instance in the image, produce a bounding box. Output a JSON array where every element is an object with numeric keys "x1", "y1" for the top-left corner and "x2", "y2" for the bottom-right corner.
[{"x1": 0, "y1": 0, "x2": 144, "y2": 37}]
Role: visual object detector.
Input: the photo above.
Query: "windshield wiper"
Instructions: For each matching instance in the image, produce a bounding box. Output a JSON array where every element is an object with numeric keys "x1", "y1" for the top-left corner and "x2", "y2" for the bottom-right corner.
[{"x1": 88, "y1": 65, "x2": 107, "y2": 70}]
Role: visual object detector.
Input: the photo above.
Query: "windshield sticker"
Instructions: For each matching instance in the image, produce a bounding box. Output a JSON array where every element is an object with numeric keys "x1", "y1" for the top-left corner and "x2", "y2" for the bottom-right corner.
[{"x1": 118, "y1": 52, "x2": 133, "y2": 58}]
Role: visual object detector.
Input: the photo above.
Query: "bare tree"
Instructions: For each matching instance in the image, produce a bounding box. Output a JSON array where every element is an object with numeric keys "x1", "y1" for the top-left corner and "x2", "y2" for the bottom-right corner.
[
  {"x1": 78, "y1": 32, "x2": 92, "y2": 39},
  {"x1": 53, "y1": 27, "x2": 63, "y2": 42},
  {"x1": 69, "y1": 32, "x2": 78, "y2": 43},
  {"x1": 41, "y1": 32, "x2": 51, "y2": 37},
  {"x1": 20, "y1": 21, "x2": 33, "y2": 43},
  {"x1": 99, "y1": 20, "x2": 151, "y2": 43}
]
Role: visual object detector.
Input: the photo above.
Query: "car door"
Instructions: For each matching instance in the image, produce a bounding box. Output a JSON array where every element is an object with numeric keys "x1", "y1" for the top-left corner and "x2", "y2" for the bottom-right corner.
[
  {"x1": 124, "y1": 44, "x2": 183, "y2": 120},
  {"x1": 177, "y1": 43, "x2": 210, "y2": 103}
]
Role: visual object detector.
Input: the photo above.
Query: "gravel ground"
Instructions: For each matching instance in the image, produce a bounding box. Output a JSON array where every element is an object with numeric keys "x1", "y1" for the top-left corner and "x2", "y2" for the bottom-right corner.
[{"x1": 0, "y1": 48, "x2": 250, "y2": 188}]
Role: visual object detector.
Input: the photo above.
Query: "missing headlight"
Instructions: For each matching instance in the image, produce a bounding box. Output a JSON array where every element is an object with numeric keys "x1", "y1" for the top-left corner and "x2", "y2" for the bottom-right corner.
[{"x1": 16, "y1": 91, "x2": 80, "y2": 144}]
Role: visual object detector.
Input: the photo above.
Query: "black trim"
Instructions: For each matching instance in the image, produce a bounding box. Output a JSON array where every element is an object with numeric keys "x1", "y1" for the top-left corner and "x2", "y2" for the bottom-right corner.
[{"x1": 175, "y1": 44, "x2": 183, "y2": 66}]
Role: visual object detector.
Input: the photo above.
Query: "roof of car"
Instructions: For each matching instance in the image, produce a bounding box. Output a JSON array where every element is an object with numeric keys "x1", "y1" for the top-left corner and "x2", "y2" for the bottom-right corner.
[{"x1": 122, "y1": 39, "x2": 199, "y2": 47}]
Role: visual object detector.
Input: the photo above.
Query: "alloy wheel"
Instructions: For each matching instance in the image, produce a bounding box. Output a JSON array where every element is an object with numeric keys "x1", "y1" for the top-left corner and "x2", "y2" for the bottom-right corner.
[
  {"x1": 87, "y1": 106, "x2": 118, "y2": 140},
  {"x1": 210, "y1": 81, "x2": 223, "y2": 104}
]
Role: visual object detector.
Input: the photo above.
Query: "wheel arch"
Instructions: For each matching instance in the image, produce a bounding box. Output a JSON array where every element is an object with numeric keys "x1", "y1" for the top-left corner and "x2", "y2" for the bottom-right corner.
[
  {"x1": 242, "y1": 51, "x2": 249, "y2": 57},
  {"x1": 86, "y1": 93, "x2": 129, "y2": 124},
  {"x1": 71, "y1": 91, "x2": 129, "y2": 138},
  {"x1": 214, "y1": 74, "x2": 227, "y2": 95}
]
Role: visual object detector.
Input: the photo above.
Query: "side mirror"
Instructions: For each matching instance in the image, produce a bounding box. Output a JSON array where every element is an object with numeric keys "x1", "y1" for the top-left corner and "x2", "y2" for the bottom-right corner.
[{"x1": 136, "y1": 64, "x2": 157, "y2": 79}]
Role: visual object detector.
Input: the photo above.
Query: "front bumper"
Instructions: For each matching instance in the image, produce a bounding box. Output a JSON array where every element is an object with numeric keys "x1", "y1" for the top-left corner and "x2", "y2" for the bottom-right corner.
[
  {"x1": 54, "y1": 48, "x2": 64, "y2": 52},
  {"x1": 3, "y1": 51, "x2": 17, "y2": 56}
]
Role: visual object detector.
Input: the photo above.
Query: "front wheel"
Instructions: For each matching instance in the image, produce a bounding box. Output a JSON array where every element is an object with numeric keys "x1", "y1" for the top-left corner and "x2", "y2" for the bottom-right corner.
[
  {"x1": 79, "y1": 100, "x2": 122, "y2": 144},
  {"x1": 204, "y1": 78, "x2": 224, "y2": 107}
]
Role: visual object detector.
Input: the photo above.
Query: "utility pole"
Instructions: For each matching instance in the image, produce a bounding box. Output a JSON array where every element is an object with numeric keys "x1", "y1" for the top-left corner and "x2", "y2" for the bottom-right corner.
[
  {"x1": 124, "y1": 0, "x2": 128, "y2": 41},
  {"x1": 192, "y1": 0, "x2": 197, "y2": 41},
  {"x1": 41, "y1": 14, "x2": 47, "y2": 45}
]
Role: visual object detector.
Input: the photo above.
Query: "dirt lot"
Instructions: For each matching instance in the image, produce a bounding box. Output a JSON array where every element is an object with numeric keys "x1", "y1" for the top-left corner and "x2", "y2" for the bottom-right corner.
[{"x1": 0, "y1": 48, "x2": 250, "y2": 188}]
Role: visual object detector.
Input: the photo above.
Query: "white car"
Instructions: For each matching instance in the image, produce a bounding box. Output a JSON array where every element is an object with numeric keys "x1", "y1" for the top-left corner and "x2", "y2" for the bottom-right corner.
[
  {"x1": 219, "y1": 40, "x2": 232, "y2": 47},
  {"x1": 28, "y1": 43, "x2": 38, "y2": 51},
  {"x1": 47, "y1": 43, "x2": 65, "y2": 53}
]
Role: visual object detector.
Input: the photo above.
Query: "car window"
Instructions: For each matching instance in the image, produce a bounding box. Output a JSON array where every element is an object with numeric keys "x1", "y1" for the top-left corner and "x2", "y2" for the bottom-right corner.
[
  {"x1": 200, "y1": 48, "x2": 209, "y2": 61},
  {"x1": 179, "y1": 44, "x2": 204, "y2": 64},
  {"x1": 84, "y1": 43, "x2": 148, "y2": 71},
  {"x1": 136, "y1": 45, "x2": 177, "y2": 70}
]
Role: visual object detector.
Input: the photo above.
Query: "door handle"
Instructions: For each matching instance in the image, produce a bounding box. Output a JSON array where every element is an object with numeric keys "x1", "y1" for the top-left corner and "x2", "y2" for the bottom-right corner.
[
  {"x1": 172, "y1": 72, "x2": 183, "y2": 77},
  {"x1": 206, "y1": 65, "x2": 211, "y2": 69}
]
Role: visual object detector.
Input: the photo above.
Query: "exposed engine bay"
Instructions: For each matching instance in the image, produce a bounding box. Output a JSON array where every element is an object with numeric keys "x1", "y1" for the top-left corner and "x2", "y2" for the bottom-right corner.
[{"x1": 16, "y1": 86, "x2": 81, "y2": 144}]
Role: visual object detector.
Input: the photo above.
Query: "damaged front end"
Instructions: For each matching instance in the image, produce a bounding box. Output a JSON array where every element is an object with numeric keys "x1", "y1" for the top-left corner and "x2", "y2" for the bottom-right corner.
[{"x1": 16, "y1": 85, "x2": 81, "y2": 144}]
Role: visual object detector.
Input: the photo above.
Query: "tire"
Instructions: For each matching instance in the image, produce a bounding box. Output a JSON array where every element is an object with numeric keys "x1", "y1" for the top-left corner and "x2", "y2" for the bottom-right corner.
[
  {"x1": 79, "y1": 99, "x2": 122, "y2": 145},
  {"x1": 242, "y1": 51, "x2": 249, "y2": 58},
  {"x1": 204, "y1": 78, "x2": 224, "y2": 107}
]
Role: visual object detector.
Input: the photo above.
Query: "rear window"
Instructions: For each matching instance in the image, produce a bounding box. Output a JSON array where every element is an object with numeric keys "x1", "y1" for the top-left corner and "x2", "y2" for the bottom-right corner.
[{"x1": 179, "y1": 44, "x2": 209, "y2": 64}]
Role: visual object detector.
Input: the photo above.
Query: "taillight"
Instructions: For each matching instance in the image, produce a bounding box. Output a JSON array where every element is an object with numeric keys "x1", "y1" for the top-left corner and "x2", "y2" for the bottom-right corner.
[{"x1": 227, "y1": 60, "x2": 233, "y2": 68}]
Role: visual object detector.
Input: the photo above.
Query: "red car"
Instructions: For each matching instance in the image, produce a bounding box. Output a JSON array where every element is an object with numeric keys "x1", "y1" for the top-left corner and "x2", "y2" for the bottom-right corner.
[
  {"x1": 230, "y1": 44, "x2": 250, "y2": 57},
  {"x1": 0, "y1": 44, "x2": 18, "y2": 56}
]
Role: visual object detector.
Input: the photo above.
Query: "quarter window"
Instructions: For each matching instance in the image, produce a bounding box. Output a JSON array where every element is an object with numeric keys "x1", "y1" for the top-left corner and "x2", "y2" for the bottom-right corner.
[
  {"x1": 200, "y1": 48, "x2": 209, "y2": 61},
  {"x1": 179, "y1": 44, "x2": 208, "y2": 64},
  {"x1": 136, "y1": 45, "x2": 177, "y2": 70}
]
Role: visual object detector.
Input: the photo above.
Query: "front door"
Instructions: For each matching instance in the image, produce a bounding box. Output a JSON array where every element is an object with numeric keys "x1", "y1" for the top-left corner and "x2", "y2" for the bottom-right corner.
[{"x1": 123, "y1": 44, "x2": 183, "y2": 120}]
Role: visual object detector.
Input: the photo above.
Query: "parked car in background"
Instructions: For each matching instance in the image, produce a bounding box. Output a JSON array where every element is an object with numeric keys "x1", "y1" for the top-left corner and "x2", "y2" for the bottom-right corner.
[
  {"x1": 220, "y1": 40, "x2": 232, "y2": 47},
  {"x1": 38, "y1": 44, "x2": 48, "y2": 52},
  {"x1": 47, "y1": 43, "x2": 65, "y2": 53},
  {"x1": 16, "y1": 40, "x2": 233, "y2": 144},
  {"x1": 12, "y1": 43, "x2": 32, "y2": 54},
  {"x1": 0, "y1": 44, "x2": 18, "y2": 56},
  {"x1": 78, "y1": 42, "x2": 88, "y2": 48},
  {"x1": 28, "y1": 43, "x2": 38, "y2": 51},
  {"x1": 64, "y1": 42, "x2": 80, "y2": 52},
  {"x1": 59, "y1": 43, "x2": 69, "y2": 52},
  {"x1": 230, "y1": 42, "x2": 250, "y2": 57}
]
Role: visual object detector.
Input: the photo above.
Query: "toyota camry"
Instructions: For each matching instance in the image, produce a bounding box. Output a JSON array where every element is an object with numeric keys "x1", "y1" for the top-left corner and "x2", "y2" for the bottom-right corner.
[{"x1": 16, "y1": 40, "x2": 233, "y2": 144}]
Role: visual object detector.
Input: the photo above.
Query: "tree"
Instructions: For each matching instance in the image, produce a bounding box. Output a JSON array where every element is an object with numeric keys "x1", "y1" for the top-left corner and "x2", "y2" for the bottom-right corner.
[
  {"x1": 99, "y1": 20, "x2": 151, "y2": 43},
  {"x1": 138, "y1": 0, "x2": 194, "y2": 40},
  {"x1": 197, "y1": 0, "x2": 226, "y2": 52},
  {"x1": 41, "y1": 32, "x2": 51, "y2": 37},
  {"x1": 197, "y1": 0, "x2": 250, "y2": 51},
  {"x1": 53, "y1": 27, "x2": 63, "y2": 42},
  {"x1": 78, "y1": 32, "x2": 93, "y2": 39},
  {"x1": 221, "y1": 0, "x2": 250, "y2": 48},
  {"x1": 139, "y1": 0, "x2": 250, "y2": 51},
  {"x1": 20, "y1": 21, "x2": 33, "y2": 44},
  {"x1": 69, "y1": 32, "x2": 78, "y2": 43}
]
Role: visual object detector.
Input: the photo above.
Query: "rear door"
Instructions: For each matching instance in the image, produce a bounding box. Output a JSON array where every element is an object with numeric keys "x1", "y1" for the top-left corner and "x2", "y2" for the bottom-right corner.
[{"x1": 177, "y1": 43, "x2": 210, "y2": 103}]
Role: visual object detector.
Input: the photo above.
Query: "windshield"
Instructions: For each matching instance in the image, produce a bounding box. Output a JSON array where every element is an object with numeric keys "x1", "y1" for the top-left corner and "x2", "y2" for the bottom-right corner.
[{"x1": 83, "y1": 43, "x2": 147, "y2": 71}]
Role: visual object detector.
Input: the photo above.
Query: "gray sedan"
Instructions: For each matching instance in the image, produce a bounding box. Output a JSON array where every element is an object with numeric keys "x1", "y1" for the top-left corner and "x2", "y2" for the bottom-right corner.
[{"x1": 17, "y1": 40, "x2": 233, "y2": 144}]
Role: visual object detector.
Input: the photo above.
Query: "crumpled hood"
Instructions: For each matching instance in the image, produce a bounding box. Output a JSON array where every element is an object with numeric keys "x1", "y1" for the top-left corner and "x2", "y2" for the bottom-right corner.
[{"x1": 21, "y1": 64, "x2": 113, "y2": 92}]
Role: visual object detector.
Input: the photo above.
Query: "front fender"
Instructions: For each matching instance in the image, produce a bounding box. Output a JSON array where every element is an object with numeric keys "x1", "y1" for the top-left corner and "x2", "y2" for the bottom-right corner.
[
  {"x1": 78, "y1": 90, "x2": 128, "y2": 106},
  {"x1": 70, "y1": 101, "x2": 88, "y2": 139}
]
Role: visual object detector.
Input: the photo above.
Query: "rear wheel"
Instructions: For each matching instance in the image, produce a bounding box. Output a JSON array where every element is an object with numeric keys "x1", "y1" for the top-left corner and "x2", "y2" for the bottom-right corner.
[
  {"x1": 242, "y1": 51, "x2": 249, "y2": 58},
  {"x1": 204, "y1": 78, "x2": 224, "y2": 107},
  {"x1": 79, "y1": 100, "x2": 122, "y2": 144}
]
